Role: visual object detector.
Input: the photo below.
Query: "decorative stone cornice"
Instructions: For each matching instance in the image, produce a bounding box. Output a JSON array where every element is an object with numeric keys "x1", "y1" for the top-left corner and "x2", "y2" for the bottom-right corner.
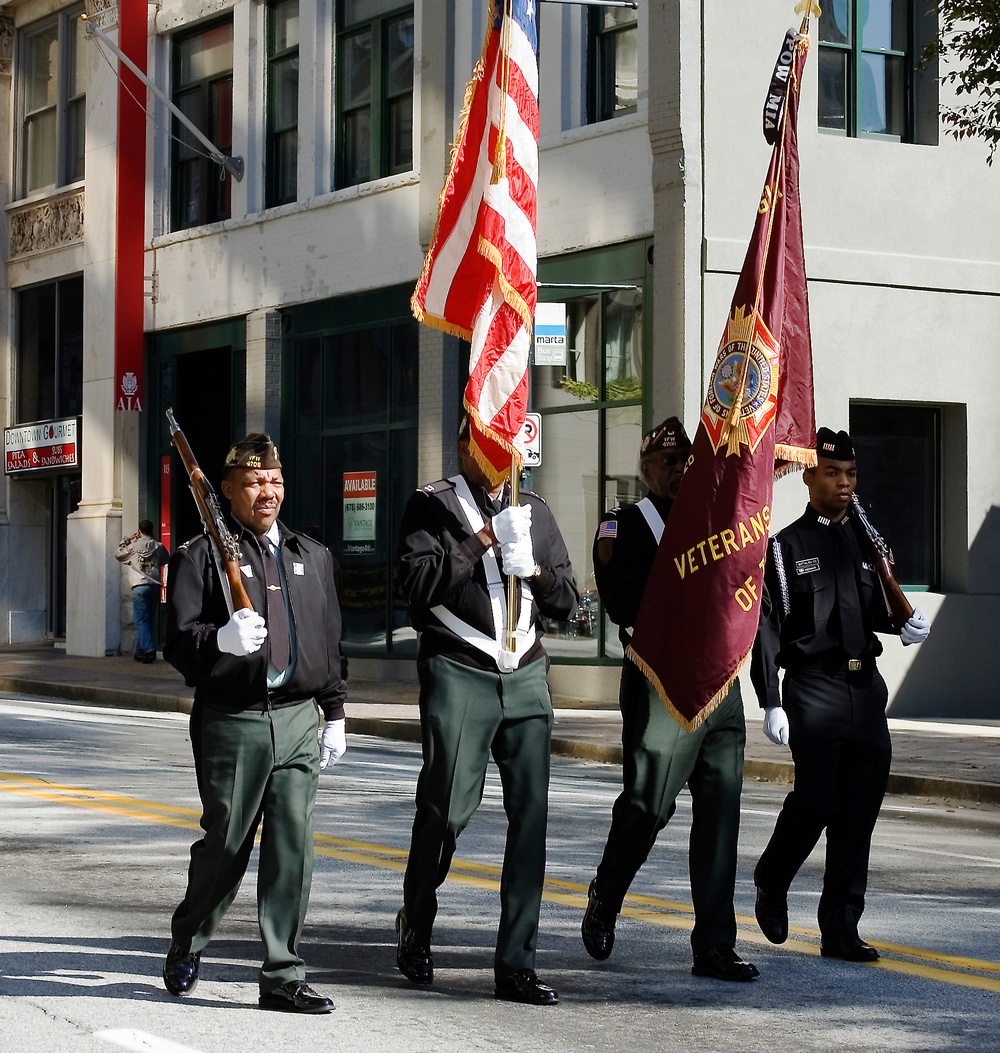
[
  {"x1": 8, "y1": 190, "x2": 85, "y2": 259},
  {"x1": 84, "y1": 0, "x2": 118, "y2": 32},
  {"x1": 0, "y1": 17, "x2": 14, "y2": 78}
]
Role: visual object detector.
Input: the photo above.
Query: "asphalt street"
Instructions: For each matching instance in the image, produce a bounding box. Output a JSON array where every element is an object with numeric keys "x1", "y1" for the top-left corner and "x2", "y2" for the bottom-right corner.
[{"x1": 1, "y1": 696, "x2": 999, "y2": 1053}]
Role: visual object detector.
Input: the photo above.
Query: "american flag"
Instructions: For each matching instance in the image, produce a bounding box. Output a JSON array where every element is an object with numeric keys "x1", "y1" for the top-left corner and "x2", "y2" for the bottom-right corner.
[{"x1": 411, "y1": 0, "x2": 539, "y2": 485}]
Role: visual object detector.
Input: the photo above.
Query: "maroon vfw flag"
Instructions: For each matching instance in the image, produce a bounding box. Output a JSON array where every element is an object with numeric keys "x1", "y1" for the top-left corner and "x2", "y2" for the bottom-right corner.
[{"x1": 627, "y1": 24, "x2": 818, "y2": 731}]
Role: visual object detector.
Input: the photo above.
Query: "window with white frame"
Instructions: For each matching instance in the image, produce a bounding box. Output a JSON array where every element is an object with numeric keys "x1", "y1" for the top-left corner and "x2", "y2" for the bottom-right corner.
[
  {"x1": 818, "y1": 0, "x2": 938, "y2": 144},
  {"x1": 335, "y1": 0, "x2": 414, "y2": 189},
  {"x1": 587, "y1": 6, "x2": 637, "y2": 124},
  {"x1": 17, "y1": 5, "x2": 86, "y2": 198},
  {"x1": 171, "y1": 17, "x2": 234, "y2": 231},
  {"x1": 267, "y1": 0, "x2": 300, "y2": 208}
]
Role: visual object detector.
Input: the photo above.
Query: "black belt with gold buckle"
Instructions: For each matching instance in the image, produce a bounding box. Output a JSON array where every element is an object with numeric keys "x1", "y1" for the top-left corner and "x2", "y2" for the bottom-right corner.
[{"x1": 793, "y1": 655, "x2": 873, "y2": 674}]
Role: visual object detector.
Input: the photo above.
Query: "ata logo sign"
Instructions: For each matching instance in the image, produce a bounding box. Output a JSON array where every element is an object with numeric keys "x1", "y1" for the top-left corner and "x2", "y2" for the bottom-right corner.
[{"x1": 117, "y1": 371, "x2": 143, "y2": 412}]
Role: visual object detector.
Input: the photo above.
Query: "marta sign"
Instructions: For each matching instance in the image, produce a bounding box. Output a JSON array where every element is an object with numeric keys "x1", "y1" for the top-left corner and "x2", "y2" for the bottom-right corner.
[{"x1": 5, "y1": 417, "x2": 81, "y2": 475}]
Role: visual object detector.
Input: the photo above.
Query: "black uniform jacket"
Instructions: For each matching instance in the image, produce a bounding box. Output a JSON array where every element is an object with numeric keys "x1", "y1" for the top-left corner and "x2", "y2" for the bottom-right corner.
[
  {"x1": 164, "y1": 520, "x2": 346, "y2": 719},
  {"x1": 397, "y1": 474, "x2": 579, "y2": 671},
  {"x1": 750, "y1": 505, "x2": 896, "y2": 709},
  {"x1": 593, "y1": 492, "x2": 673, "y2": 647}
]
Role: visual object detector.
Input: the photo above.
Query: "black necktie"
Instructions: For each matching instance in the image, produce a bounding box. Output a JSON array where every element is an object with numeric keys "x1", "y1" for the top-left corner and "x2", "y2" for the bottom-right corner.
[
  {"x1": 832, "y1": 526, "x2": 865, "y2": 658},
  {"x1": 261, "y1": 543, "x2": 291, "y2": 672}
]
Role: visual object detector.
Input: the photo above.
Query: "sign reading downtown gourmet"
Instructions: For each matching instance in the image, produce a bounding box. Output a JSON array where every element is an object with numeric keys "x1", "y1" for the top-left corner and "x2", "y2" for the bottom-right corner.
[{"x1": 5, "y1": 417, "x2": 81, "y2": 474}]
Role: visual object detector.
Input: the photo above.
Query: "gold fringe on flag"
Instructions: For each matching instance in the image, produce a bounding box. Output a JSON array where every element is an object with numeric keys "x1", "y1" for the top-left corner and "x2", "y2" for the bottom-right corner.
[
  {"x1": 464, "y1": 399, "x2": 524, "y2": 488},
  {"x1": 410, "y1": 1, "x2": 502, "y2": 336},
  {"x1": 626, "y1": 643, "x2": 753, "y2": 733},
  {"x1": 774, "y1": 443, "x2": 817, "y2": 479}
]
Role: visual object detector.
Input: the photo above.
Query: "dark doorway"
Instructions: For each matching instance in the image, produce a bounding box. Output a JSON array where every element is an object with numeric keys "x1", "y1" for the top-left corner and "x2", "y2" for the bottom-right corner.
[{"x1": 172, "y1": 347, "x2": 234, "y2": 546}]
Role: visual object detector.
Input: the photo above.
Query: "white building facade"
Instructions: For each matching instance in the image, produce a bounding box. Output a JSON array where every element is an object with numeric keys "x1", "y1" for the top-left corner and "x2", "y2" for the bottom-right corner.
[{"x1": 1, "y1": 0, "x2": 996, "y2": 718}]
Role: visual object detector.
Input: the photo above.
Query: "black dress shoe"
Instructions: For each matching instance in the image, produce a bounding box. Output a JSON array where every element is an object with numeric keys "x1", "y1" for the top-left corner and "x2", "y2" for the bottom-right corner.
[
  {"x1": 259, "y1": 980, "x2": 334, "y2": 1014},
  {"x1": 494, "y1": 968, "x2": 559, "y2": 1005},
  {"x1": 691, "y1": 945, "x2": 760, "y2": 981},
  {"x1": 581, "y1": 879, "x2": 616, "y2": 961},
  {"x1": 820, "y1": 936, "x2": 880, "y2": 962},
  {"x1": 162, "y1": 943, "x2": 200, "y2": 996},
  {"x1": 754, "y1": 886, "x2": 788, "y2": 944},
  {"x1": 396, "y1": 909, "x2": 433, "y2": 985}
]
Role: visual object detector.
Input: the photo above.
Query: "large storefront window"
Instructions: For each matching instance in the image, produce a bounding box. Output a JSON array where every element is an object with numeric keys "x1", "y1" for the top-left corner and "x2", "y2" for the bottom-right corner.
[
  {"x1": 531, "y1": 239, "x2": 652, "y2": 662},
  {"x1": 286, "y1": 287, "x2": 418, "y2": 655}
]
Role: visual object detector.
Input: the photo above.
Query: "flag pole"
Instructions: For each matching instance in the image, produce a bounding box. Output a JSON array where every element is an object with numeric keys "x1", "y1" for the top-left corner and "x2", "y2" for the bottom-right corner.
[{"x1": 505, "y1": 453, "x2": 521, "y2": 656}]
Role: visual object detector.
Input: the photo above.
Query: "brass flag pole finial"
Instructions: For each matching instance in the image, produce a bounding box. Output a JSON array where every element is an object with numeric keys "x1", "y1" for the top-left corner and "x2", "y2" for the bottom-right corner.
[{"x1": 794, "y1": 0, "x2": 822, "y2": 32}]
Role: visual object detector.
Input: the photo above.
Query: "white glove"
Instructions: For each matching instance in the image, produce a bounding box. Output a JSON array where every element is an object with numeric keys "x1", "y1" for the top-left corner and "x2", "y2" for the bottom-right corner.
[
  {"x1": 501, "y1": 536, "x2": 536, "y2": 578},
  {"x1": 492, "y1": 504, "x2": 532, "y2": 544},
  {"x1": 319, "y1": 718, "x2": 347, "y2": 769},
  {"x1": 763, "y1": 706, "x2": 790, "y2": 746},
  {"x1": 900, "y1": 607, "x2": 930, "y2": 646},
  {"x1": 216, "y1": 608, "x2": 268, "y2": 656}
]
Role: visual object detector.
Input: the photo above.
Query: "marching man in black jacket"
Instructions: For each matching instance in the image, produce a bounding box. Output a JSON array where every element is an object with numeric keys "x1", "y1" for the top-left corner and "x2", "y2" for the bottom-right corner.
[
  {"x1": 162, "y1": 434, "x2": 346, "y2": 1014},
  {"x1": 394, "y1": 415, "x2": 578, "y2": 1005},
  {"x1": 750, "y1": 427, "x2": 930, "y2": 962}
]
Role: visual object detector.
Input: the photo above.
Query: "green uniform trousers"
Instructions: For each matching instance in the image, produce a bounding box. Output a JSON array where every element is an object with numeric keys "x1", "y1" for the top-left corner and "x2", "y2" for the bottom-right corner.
[
  {"x1": 171, "y1": 700, "x2": 320, "y2": 992},
  {"x1": 402, "y1": 654, "x2": 553, "y2": 974},
  {"x1": 594, "y1": 662, "x2": 746, "y2": 954}
]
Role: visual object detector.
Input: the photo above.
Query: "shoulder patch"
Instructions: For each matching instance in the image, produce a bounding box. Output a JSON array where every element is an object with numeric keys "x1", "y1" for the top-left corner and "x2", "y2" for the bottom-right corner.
[
  {"x1": 420, "y1": 479, "x2": 455, "y2": 495},
  {"x1": 597, "y1": 520, "x2": 618, "y2": 539}
]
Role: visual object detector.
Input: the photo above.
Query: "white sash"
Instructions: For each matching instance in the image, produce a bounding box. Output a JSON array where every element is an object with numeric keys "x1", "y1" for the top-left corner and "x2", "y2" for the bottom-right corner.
[
  {"x1": 430, "y1": 475, "x2": 533, "y2": 673},
  {"x1": 636, "y1": 497, "x2": 665, "y2": 543},
  {"x1": 624, "y1": 498, "x2": 666, "y2": 637}
]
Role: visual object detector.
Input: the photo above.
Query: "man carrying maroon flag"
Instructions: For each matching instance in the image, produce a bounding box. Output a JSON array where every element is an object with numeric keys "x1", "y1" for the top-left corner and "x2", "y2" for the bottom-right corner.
[{"x1": 582, "y1": 17, "x2": 818, "y2": 980}]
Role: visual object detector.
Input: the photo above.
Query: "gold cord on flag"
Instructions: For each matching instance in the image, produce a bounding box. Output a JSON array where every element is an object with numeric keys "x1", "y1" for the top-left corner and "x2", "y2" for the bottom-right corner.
[{"x1": 491, "y1": 0, "x2": 514, "y2": 185}]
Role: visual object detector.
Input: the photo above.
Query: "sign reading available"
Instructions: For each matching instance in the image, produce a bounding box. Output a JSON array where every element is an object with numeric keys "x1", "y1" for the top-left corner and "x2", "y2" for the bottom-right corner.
[
  {"x1": 5, "y1": 417, "x2": 80, "y2": 474},
  {"x1": 343, "y1": 471, "x2": 377, "y2": 550}
]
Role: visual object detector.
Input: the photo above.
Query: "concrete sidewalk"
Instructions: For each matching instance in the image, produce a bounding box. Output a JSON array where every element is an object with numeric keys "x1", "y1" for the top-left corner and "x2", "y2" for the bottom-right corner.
[{"x1": 1, "y1": 643, "x2": 997, "y2": 805}]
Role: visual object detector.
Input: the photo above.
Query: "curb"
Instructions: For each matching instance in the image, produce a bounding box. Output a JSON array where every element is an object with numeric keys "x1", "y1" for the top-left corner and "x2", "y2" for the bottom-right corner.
[
  {"x1": 4, "y1": 677, "x2": 999, "y2": 805},
  {"x1": 0, "y1": 677, "x2": 193, "y2": 715}
]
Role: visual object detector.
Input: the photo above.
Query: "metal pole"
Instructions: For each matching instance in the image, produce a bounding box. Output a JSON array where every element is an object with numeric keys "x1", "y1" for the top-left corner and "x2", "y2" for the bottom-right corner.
[
  {"x1": 539, "y1": 1, "x2": 638, "y2": 9},
  {"x1": 83, "y1": 17, "x2": 245, "y2": 181}
]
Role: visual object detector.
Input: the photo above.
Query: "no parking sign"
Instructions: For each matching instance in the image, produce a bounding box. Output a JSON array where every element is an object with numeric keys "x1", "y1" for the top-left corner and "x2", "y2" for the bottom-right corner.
[{"x1": 518, "y1": 413, "x2": 542, "y2": 467}]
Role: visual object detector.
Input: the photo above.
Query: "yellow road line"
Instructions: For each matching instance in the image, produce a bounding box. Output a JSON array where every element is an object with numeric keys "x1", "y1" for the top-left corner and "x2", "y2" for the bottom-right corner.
[{"x1": 4, "y1": 771, "x2": 999, "y2": 993}]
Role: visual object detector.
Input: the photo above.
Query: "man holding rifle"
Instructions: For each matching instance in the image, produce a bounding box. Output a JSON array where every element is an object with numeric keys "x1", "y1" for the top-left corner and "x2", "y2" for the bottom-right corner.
[
  {"x1": 750, "y1": 427, "x2": 930, "y2": 962},
  {"x1": 162, "y1": 432, "x2": 346, "y2": 1013}
]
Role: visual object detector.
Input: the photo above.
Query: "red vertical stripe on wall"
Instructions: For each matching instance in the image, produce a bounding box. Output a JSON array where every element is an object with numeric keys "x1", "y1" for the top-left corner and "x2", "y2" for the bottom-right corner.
[{"x1": 114, "y1": 0, "x2": 147, "y2": 412}]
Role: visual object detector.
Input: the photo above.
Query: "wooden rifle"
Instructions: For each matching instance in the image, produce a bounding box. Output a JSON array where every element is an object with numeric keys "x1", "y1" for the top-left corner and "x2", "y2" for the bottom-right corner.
[
  {"x1": 849, "y1": 493, "x2": 913, "y2": 632},
  {"x1": 166, "y1": 408, "x2": 254, "y2": 614}
]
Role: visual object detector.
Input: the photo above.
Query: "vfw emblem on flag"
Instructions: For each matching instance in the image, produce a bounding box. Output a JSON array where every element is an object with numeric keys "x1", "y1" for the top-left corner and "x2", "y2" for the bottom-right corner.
[{"x1": 702, "y1": 304, "x2": 780, "y2": 457}]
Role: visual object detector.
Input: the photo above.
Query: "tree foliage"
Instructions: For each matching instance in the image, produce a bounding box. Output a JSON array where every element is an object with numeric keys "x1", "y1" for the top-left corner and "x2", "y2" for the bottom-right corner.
[{"x1": 933, "y1": 2, "x2": 1000, "y2": 164}]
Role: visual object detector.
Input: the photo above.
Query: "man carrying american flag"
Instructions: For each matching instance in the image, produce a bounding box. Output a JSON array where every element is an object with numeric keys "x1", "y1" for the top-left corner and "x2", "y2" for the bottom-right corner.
[{"x1": 397, "y1": 1, "x2": 579, "y2": 1005}]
